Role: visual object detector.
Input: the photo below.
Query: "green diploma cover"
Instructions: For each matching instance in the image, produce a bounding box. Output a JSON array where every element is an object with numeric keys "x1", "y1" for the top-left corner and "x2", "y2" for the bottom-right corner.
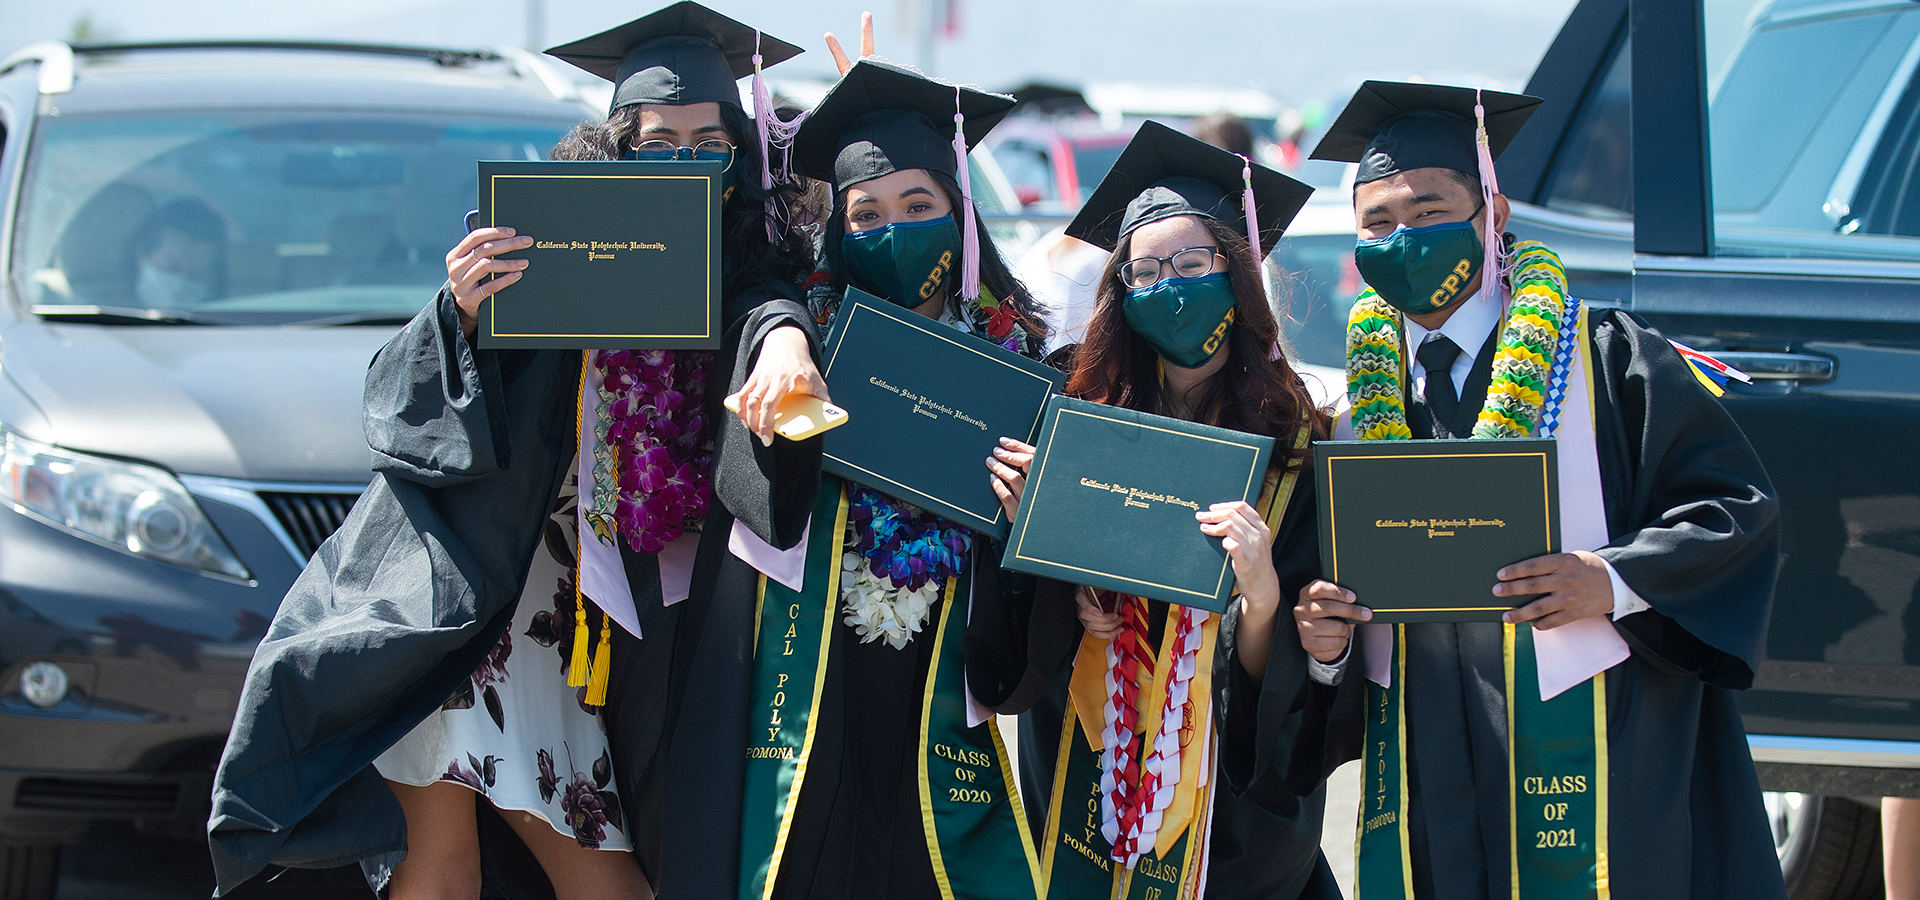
[
  {"x1": 476, "y1": 160, "x2": 722, "y2": 349},
  {"x1": 819, "y1": 290, "x2": 1065, "y2": 539},
  {"x1": 1003, "y1": 396, "x2": 1275, "y2": 612},
  {"x1": 1313, "y1": 439, "x2": 1560, "y2": 623}
]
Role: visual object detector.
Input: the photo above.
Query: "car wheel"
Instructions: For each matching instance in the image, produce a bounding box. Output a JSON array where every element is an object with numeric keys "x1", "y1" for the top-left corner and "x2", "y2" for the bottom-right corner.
[
  {"x1": 1770, "y1": 792, "x2": 1884, "y2": 900},
  {"x1": 0, "y1": 844, "x2": 59, "y2": 900}
]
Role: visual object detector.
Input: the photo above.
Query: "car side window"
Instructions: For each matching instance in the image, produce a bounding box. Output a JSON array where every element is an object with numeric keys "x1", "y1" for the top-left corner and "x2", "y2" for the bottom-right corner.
[
  {"x1": 1708, "y1": 0, "x2": 1920, "y2": 260},
  {"x1": 1541, "y1": 34, "x2": 1633, "y2": 221}
]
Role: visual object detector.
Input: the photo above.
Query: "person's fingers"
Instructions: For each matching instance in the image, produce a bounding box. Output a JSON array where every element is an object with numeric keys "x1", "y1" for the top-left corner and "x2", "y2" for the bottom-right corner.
[
  {"x1": 860, "y1": 12, "x2": 874, "y2": 57},
  {"x1": 1297, "y1": 596, "x2": 1371, "y2": 623},
  {"x1": 1496, "y1": 553, "x2": 1569, "y2": 581},
  {"x1": 1502, "y1": 595, "x2": 1566, "y2": 625},
  {"x1": 825, "y1": 33, "x2": 852, "y2": 74},
  {"x1": 1492, "y1": 571, "x2": 1567, "y2": 597},
  {"x1": 753, "y1": 379, "x2": 788, "y2": 445},
  {"x1": 1299, "y1": 579, "x2": 1352, "y2": 603},
  {"x1": 452, "y1": 256, "x2": 527, "y2": 299},
  {"x1": 985, "y1": 456, "x2": 1025, "y2": 488},
  {"x1": 998, "y1": 437, "x2": 1035, "y2": 455},
  {"x1": 473, "y1": 269, "x2": 521, "y2": 300},
  {"x1": 447, "y1": 227, "x2": 515, "y2": 266},
  {"x1": 991, "y1": 445, "x2": 1033, "y2": 470}
]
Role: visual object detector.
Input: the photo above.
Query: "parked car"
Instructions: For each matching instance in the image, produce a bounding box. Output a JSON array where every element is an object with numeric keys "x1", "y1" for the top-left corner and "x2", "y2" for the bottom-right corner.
[
  {"x1": 0, "y1": 39, "x2": 591, "y2": 897},
  {"x1": 1261, "y1": 0, "x2": 1920, "y2": 896},
  {"x1": 984, "y1": 117, "x2": 1135, "y2": 214}
]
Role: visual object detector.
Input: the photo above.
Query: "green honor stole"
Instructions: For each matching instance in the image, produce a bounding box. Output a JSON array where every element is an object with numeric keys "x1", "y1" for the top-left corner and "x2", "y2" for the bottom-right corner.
[
  {"x1": 1346, "y1": 242, "x2": 1612, "y2": 900},
  {"x1": 737, "y1": 475, "x2": 1041, "y2": 900},
  {"x1": 1355, "y1": 625, "x2": 1609, "y2": 900}
]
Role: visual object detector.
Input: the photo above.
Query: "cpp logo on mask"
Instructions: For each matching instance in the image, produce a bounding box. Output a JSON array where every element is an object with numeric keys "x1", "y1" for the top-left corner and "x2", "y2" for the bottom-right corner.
[
  {"x1": 919, "y1": 250, "x2": 955, "y2": 300},
  {"x1": 1202, "y1": 307, "x2": 1237, "y2": 356},
  {"x1": 1429, "y1": 259, "x2": 1474, "y2": 310}
]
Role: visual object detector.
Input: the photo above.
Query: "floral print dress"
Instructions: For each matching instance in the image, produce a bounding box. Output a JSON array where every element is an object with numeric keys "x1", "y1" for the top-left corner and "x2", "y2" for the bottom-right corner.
[{"x1": 373, "y1": 463, "x2": 628, "y2": 850}]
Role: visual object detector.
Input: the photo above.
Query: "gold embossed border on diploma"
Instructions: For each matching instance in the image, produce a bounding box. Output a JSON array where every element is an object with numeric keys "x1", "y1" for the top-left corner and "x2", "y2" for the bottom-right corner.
[
  {"x1": 820, "y1": 299, "x2": 1061, "y2": 534},
  {"x1": 1008, "y1": 405, "x2": 1265, "y2": 604},
  {"x1": 485, "y1": 172, "x2": 713, "y2": 341},
  {"x1": 1320, "y1": 439, "x2": 1559, "y2": 621}
]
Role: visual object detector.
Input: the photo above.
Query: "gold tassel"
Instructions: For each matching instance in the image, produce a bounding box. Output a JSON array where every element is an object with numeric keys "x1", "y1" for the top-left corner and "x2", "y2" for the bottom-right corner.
[
  {"x1": 568, "y1": 589, "x2": 590, "y2": 687},
  {"x1": 585, "y1": 612, "x2": 612, "y2": 707},
  {"x1": 568, "y1": 353, "x2": 592, "y2": 689}
]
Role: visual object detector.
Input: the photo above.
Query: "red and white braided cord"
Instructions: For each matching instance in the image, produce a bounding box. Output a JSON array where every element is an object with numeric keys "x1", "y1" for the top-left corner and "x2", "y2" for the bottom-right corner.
[
  {"x1": 1098, "y1": 593, "x2": 1152, "y2": 855},
  {"x1": 1132, "y1": 604, "x2": 1207, "y2": 865}
]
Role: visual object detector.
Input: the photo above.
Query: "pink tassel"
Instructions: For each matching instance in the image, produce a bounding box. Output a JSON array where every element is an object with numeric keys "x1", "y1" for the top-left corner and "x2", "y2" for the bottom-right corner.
[
  {"x1": 954, "y1": 87, "x2": 981, "y2": 301},
  {"x1": 1473, "y1": 90, "x2": 1506, "y2": 305},
  {"x1": 753, "y1": 33, "x2": 775, "y2": 243},
  {"x1": 1240, "y1": 154, "x2": 1270, "y2": 312},
  {"x1": 751, "y1": 32, "x2": 808, "y2": 242},
  {"x1": 1240, "y1": 156, "x2": 1262, "y2": 263}
]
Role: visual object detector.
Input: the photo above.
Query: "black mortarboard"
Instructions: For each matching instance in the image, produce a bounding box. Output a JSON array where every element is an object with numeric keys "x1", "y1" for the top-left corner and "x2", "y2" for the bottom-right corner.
[
  {"x1": 1064, "y1": 121, "x2": 1315, "y2": 252},
  {"x1": 792, "y1": 59, "x2": 1015, "y2": 192},
  {"x1": 1309, "y1": 81, "x2": 1542, "y2": 185},
  {"x1": 545, "y1": 1, "x2": 801, "y2": 113}
]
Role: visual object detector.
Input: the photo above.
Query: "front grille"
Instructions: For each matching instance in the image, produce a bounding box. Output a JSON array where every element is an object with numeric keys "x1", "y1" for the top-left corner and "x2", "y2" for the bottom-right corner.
[
  {"x1": 260, "y1": 491, "x2": 362, "y2": 558},
  {"x1": 14, "y1": 777, "x2": 181, "y2": 816}
]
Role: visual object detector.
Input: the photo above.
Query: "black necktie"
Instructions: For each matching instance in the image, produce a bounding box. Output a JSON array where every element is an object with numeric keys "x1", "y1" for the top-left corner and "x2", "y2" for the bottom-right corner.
[{"x1": 1417, "y1": 335, "x2": 1463, "y2": 436}]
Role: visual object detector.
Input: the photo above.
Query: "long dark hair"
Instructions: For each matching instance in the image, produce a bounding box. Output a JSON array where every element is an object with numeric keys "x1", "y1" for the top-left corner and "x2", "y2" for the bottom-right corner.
[
  {"x1": 820, "y1": 170, "x2": 1048, "y2": 347},
  {"x1": 1067, "y1": 215, "x2": 1325, "y2": 462},
  {"x1": 551, "y1": 103, "x2": 817, "y2": 296}
]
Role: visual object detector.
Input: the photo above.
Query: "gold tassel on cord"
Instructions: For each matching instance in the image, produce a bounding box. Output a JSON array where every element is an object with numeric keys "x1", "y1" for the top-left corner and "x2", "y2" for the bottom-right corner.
[
  {"x1": 585, "y1": 612, "x2": 612, "y2": 706},
  {"x1": 568, "y1": 587, "x2": 591, "y2": 687}
]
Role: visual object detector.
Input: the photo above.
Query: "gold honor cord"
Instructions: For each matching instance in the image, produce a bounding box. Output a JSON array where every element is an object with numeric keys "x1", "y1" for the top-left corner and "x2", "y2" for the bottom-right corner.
[
  {"x1": 917, "y1": 580, "x2": 1046, "y2": 900},
  {"x1": 737, "y1": 479, "x2": 850, "y2": 900},
  {"x1": 1347, "y1": 243, "x2": 1609, "y2": 899}
]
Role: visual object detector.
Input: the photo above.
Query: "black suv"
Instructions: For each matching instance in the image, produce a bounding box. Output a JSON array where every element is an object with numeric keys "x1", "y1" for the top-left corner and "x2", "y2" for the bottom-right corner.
[
  {"x1": 0, "y1": 40, "x2": 589, "y2": 897},
  {"x1": 1270, "y1": 0, "x2": 1920, "y2": 896}
]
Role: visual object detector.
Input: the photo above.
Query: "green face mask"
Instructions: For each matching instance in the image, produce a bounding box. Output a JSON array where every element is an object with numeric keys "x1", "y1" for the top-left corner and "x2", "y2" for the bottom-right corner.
[
  {"x1": 1123, "y1": 273, "x2": 1239, "y2": 369},
  {"x1": 1353, "y1": 219, "x2": 1483, "y2": 316},
  {"x1": 840, "y1": 215, "x2": 962, "y2": 308}
]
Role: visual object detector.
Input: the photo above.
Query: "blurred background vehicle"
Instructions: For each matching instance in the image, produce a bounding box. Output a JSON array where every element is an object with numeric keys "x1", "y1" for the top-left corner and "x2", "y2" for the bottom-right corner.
[{"x1": 0, "y1": 39, "x2": 590, "y2": 898}]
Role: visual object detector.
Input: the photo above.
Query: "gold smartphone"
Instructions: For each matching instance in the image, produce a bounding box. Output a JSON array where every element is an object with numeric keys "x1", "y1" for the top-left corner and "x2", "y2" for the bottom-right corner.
[{"x1": 722, "y1": 392, "x2": 848, "y2": 441}]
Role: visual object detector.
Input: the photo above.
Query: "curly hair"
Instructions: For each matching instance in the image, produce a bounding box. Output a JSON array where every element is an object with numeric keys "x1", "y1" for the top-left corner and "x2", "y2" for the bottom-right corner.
[
  {"x1": 1066, "y1": 215, "x2": 1326, "y2": 462},
  {"x1": 817, "y1": 170, "x2": 1048, "y2": 346},
  {"x1": 550, "y1": 103, "x2": 819, "y2": 296}
]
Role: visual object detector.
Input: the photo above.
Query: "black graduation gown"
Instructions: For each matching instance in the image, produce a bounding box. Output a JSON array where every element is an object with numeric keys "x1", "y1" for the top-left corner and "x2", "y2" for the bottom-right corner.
[
  {"x1": 1231, "y1": 308, "x2": 1785, "y2": 900},
  {"x1": 655, "y1": 411, "x2": 1047, "y2": 897},
  {"x1": 206, "y1": 282, "x2": 820, "y2": 895},
  {"x1": 967, "y1": 450, "x2": 1344, "y2": 900}
]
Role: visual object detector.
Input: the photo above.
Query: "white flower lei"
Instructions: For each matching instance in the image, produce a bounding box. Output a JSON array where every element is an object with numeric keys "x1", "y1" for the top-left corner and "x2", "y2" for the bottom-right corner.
[{"x1": 838, "y1": 545, "x2": 940, "y2": 651}]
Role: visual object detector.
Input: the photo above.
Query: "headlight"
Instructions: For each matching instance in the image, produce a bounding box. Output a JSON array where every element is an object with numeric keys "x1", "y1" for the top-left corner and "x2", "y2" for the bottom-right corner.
[{"x1": 0, "y1": 427, "x2": 251, "y2": 580}]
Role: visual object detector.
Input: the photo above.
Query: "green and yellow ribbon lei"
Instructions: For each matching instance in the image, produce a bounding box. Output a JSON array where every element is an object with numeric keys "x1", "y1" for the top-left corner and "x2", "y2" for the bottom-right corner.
[{"x1": 1344, "y1": 242, "x2": 1570, "y2": 441}]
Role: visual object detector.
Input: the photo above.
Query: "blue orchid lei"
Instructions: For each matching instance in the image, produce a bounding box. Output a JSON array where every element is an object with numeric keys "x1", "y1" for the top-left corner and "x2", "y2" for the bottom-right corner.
[{"x1": 839, "y1": 486, "x2": 972, "y2": 649}]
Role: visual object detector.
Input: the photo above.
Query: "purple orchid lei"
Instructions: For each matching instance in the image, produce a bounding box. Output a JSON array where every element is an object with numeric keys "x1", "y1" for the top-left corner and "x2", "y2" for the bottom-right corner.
[{"x1": 590, "y1": 349, "x2": 715, "y2": 554}]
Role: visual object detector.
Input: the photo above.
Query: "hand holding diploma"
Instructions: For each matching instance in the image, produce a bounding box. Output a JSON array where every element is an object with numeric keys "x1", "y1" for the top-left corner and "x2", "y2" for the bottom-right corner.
[
  {"x1": 986, "y1": 437, "x2": 1035, "y2": 523},
  {"x1": 446, "y1": 227, "x2": 532, "y2": 338},
  {"x1": 1495, "y1": 550, "x2": 1613, "y2": 630}
]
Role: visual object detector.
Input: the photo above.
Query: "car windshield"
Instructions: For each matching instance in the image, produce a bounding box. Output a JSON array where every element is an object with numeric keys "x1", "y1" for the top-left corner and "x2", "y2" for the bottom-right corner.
[{"x1": 12, "y1": 110, "x2": 578, "y2": 324}]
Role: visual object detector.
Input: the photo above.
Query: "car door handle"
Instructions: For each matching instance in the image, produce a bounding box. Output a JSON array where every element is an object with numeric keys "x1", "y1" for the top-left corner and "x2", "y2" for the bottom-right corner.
[{"x1": 1709, "y1": 351, "x2": 1835, "y2": 383}]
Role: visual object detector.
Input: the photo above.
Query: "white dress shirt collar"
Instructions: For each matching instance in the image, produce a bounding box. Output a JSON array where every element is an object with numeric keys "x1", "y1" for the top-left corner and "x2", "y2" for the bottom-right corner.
[{"x1": 1402, "y1": 288, "x2": 1503, "y2": 395}]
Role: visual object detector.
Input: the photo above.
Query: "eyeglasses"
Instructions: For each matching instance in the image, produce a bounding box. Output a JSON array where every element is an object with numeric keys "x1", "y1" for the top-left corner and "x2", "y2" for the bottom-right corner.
[
  {"x1": 629, "y1": 139, "x2": 736, "y2": 172},
  {"x1": 1115, "y1": 246, "x2": 1225, "y2": 290}
]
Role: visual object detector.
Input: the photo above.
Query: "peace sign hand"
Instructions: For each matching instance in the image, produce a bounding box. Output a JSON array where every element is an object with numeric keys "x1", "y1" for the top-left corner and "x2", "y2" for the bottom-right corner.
[{"x1": 825, "y1": 12, "x2": 875, "y2": 75}]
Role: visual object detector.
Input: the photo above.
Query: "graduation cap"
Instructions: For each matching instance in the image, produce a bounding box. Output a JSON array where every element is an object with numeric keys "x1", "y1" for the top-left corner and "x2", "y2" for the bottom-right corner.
[
  {"x1": 792, "y1": 58, "x2": 1015, "y2": 192},
  {"x1": 1308, "y1": 81, "x2": 1541, "y2": 185},
  {"x1": 545, "y1": 1, "x2": 802, "y2": 113},
  {"x1": 1065, "y1": 120, "x2": 1315, "y2": 256}
]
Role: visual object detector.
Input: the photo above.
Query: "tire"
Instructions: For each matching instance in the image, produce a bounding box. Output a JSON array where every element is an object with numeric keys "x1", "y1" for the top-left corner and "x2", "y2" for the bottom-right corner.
[
  {"x1": 1771, "y1": 792, "x2": 1884, "y2": 900},
  {"x1": 0, "y1": 844, "x2": 59, "y2": 900}
]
